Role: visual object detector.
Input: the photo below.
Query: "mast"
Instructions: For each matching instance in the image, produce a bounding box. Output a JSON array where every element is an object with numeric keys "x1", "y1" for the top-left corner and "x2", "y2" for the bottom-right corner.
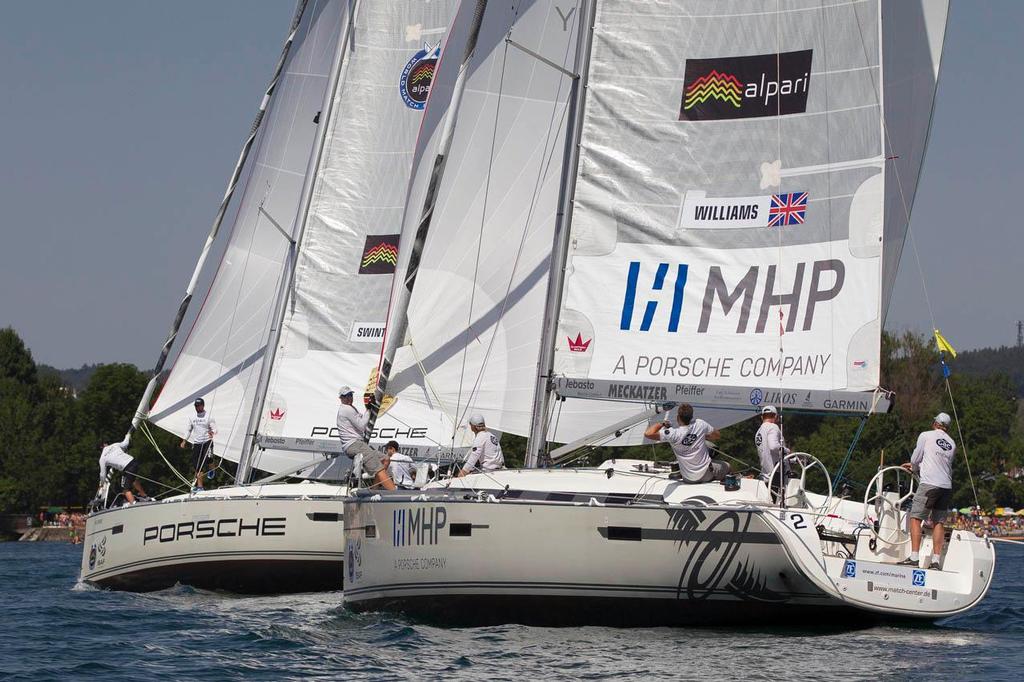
[
  {"x1": 367, "y1": 0, "x2": 490, "y2": 436},
  {"x1": 524, "y1": 0, "x2": 597, "y2": 468},
  {"x1": 125, "y1": 0, "x2": 311, "y2": 443},
  {"x1": 236, "y1": 0, "x2": 360, "y2": 483}
]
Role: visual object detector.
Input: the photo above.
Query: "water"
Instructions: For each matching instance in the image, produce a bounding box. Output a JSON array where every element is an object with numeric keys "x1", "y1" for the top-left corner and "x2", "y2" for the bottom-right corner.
[{"x1": 2, "y1": 542, "x2": 1022, "y2": 681}]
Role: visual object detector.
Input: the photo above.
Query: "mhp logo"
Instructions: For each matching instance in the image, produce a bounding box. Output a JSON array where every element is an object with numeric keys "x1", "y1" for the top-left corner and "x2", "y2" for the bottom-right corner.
[
  {"x1": 619, "y1": 259, "x2": 845, "y2": 334},
  {"x1": 912, "y1": 569, "x2": 926, "y2": 587},
  {"x1": 842, "y1": 560, "x2": 857, "y2": 578}
]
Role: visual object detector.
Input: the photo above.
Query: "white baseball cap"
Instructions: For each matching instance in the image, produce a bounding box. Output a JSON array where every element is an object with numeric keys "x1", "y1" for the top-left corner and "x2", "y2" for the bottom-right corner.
[
  {"x1": 761, "y1": 405, "x2": 778, "y2": 416},
  {"x1": 338, "y1": 386, "x2": 354, "y2": 397},
  {"x1": 934, "y1": 412, "x2": 951, "y2": 426},
  {"x1": 468, "y1": 413, "x2": 486, "y2": 426}
]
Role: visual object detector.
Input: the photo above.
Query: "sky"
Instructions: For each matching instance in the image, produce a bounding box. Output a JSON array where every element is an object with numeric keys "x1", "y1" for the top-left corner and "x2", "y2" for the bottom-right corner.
[{"x1": 0, "y1": 1, "x2": 1021, "y2": 369}]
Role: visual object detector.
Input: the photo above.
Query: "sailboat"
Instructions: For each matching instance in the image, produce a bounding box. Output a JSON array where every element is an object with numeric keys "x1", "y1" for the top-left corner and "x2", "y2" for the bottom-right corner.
[
  {"x1": 342, "y1": 0, "x2": 995, "y2": 624},
  {"x1": 80, "y1": 0, "x2": 461, "y2": 593}
]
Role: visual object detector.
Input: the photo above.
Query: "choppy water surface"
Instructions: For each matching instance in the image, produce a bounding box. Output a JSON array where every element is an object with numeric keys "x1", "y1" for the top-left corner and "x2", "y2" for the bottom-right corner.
[{"x1": 2, "y1": 541, "x2": 1022, "y2": 681}]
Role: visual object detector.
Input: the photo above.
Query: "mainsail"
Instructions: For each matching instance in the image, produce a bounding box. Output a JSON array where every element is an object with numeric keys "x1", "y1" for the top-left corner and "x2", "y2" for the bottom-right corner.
[
  {"x1": 252, "y1": 0, "x2": 462, "y2": 473},
  {"x1": 548, "y1": 0, "x2": 946, "y2": 424},
  {"x1": 149, "y1": 0, "x2": 348, "y2": 465}
]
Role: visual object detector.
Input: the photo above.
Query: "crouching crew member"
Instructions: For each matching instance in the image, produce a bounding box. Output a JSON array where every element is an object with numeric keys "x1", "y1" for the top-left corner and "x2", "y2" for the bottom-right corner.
[
  {"x1": 337, "y1": 386, "x2": 396, "y2": 490},
  {"x1": 385, "y1": 440, "x2": 416, "y2": 488},
  {"x1": 458, "y1": 414, "x2": 504, "y2": 477},
  {"x1": 99, "y1": 437, "x2": 148, "y2": 504},
  {"x1": 900, "y1": 412, "x2": 956, "y2": 570},
  {"x1": 644, "y1": 403, "x2": 729, "y2": 483}
]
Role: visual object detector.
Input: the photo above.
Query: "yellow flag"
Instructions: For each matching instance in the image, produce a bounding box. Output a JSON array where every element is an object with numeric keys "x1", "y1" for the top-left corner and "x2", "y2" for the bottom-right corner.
[{"x1": 934, "y1": 329, "x2": 957, "y2": 358}]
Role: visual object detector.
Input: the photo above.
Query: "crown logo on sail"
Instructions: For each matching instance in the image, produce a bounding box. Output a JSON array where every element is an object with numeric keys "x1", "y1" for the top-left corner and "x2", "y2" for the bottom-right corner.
[
  {"x1": 567, "y1": 333, "x2": 591, "y2": 352},
  {"x1": 683, "y1": 69, "x2": 743, "y2": 110},
  {"x1": 269, "y1": 408, "x2": 285, "y2": 421}
]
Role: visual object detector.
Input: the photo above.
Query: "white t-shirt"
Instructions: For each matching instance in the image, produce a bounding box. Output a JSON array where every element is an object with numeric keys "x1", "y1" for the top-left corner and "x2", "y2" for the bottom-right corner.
[
  {"x1": 662, "y1": 419, "x2": 714, "y2": 481},
  {"x1": 184, "y1": 411, "x2": 217, "y2": 444},
  {"x1": 336, "y1": 403, "x2": 370, "y2": 451},
  {"x1": 910, "y1": 428, "x2": 956, "y2": 489},
  {"x1": 756, "y1": 421, "x2": 789, "y2": 480},
  {"x1": 99, "y1": 438, "x2": 133, "y2": 480},
  {"x1": 388, "y1": 452, "x2": 415, "y2": 487},
  {"x1": 464, "y1": 430, "x2": 504, "y2": 472}
]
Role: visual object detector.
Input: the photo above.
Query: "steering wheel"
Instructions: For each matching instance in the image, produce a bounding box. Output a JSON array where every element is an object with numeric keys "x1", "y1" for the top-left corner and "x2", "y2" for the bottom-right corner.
[
  {"x1": 767, "y1": 452, "x2": 833, "y2": 513},
  {"x1": 862, "y1": 465, "x2": 918, "y2": 546}
]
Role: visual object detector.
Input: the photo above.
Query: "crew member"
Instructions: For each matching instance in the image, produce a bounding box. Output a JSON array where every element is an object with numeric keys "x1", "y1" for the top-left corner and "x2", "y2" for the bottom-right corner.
[
  {"x1": 458, "y1": 414, "x2": 504, "y2": 477},
  {"x1": 385, "y1": 440, "x2": 416, "y2": 488},
  {"x1": 900, "y1": 413, "x2": 956, "y2": 570},
  {"x1": 337, "y1": 386, "x2": 395, "y2": 490},
  {"x1": 756, "y1": 405, "x2": 790, "y2": 492},
  {"x1": 180, "y1": 398, "x2": 216, "y2": 491},
  {"x1": 643, "y1": 403, "x2": 728, "y2": 483},
  {"x1": 98, "y1": 437, "x2": 148, "y2": 505}
]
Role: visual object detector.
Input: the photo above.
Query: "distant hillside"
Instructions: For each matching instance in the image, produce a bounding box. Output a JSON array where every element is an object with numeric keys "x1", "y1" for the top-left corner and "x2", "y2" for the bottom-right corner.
[
  {"x1": 37, "y1": 364, "x2": 102, "y2": 392},
  {"x1": 954, "y1": 345, "x2": 1024, "y2": 396}
]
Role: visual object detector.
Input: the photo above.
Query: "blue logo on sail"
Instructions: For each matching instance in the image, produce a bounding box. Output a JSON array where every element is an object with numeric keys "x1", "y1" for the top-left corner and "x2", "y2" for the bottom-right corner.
[{"x1": 400, "y1": 42, "x2": 441, "y2": 110}]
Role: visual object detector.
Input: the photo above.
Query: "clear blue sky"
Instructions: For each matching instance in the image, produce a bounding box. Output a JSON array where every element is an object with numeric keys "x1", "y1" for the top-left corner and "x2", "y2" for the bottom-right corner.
[{"x1": 0, "y1": 1, "x2": 1020, "y2": 369}]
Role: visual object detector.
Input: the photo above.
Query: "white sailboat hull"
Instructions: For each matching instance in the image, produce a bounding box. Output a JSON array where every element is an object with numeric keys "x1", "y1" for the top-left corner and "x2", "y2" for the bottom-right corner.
[
  {"x1": 341, "y1": 466, "x2": 994, "y2": 625},
  {"x1": 80, "y1": 483, "x2": 347, "y2": 593}
]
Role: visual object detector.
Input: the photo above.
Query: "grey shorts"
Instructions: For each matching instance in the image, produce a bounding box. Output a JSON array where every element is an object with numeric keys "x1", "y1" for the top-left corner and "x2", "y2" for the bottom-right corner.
[
  {"x1": 345, "y1": 440, "x2": 385, "y2": 478},
  {"x1": 685, "y1": 459, "x2": 730, "y2": 484},
  {"x1": 910, "y1": 483, "x2": 953, "y2": 523}
]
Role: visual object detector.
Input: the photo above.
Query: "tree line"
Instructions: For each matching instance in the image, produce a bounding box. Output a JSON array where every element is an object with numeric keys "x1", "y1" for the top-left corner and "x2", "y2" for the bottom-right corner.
[{"x1": 1, "y1": 326, "x2": 1021, "y2": 513}]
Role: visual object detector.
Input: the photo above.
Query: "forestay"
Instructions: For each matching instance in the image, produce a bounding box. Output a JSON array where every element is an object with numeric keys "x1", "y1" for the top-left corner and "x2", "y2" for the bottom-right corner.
[
  {"x1": 149, "y1": 0, "x2": 348, "y2": 464},
  {"x1": 553, "y1": 0, "x2": 947, "y2": 411},
  {"x1": 252, "y1": 1, "x2": 463, "y2": 474}
]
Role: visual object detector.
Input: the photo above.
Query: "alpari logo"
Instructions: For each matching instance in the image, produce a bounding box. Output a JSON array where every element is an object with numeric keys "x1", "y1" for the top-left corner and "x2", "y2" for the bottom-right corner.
[
  {"x1": 269, "y1": 408, "x2": 285, "y2": 421},
  {"x1": 619, "y1": 259, "x2": 844, "y2": 334},
  {"x1": 567, "y1": 333, "x2": 591, "y2": 352},
  {"x1": 683, "y1": 69, "x2": 743, "y2": 109},
  {"x1": 400, "y1": 42, "x2": 441, "y2": 110},
  {"x1": 680, "y1": 50, "x2": 813, "y2": 121},
  {"x1": 358, "y1": 234, "x2": 399, "y2": 274}
]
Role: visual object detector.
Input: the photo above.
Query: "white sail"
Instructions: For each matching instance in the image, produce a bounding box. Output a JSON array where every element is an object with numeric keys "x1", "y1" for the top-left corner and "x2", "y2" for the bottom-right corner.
[
  {"x1": 150, "y1": 0, "x2": 349, "y2": 464},
  {"x1": 554, "y1": 0, "x2": 946, "y2": 405},
  {"x1": 381, "y1": 0, "x2": 677, "y2": 445},
  {"x1": 253, "y1": 1, "x2": 464, "y2": 471}
]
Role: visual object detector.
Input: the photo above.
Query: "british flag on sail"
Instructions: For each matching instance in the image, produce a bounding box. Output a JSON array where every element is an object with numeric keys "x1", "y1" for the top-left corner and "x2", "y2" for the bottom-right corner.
[{"x1": 768, "y1": 192, "x2": 808, "y2": 227}]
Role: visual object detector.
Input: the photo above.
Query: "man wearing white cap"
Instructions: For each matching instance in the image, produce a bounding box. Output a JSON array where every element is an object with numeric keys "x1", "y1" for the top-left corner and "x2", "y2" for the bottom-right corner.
[
  {"x1": 755, "y1": 406, "x2": 790, "y2": 488},
  {"x1": 458, "y1": 414, "x2": 504, "y2": 477},
  {"x1": 337, "y1": 386, "x2": 395, "y2": 490},
  {"x1": 900, "y1": 413, "x2": 956, "y2": 570}
]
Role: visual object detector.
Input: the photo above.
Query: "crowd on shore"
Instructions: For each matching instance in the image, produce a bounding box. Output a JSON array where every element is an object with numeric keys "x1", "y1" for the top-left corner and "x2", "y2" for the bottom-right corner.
[
  {"x1": 38, "y1": 511, "x2": 86, "y2": 529},
  {"x1": 950, "y1": 510, "x2": 1024, "y2": 537}
]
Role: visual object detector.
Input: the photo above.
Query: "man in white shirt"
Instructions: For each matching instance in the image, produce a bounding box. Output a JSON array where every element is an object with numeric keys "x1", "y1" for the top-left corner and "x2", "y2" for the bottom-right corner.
[
  {"x1": 755, "y1": 405, "x2": 790, "y2": 492},
  {"x1": 180, "y1": 398, "x2": 217, "y2": 490},
  {"x1": 384, "y1": 440, "x2": 416, "y2": 488},
  {"x1": 900, "y1": 413, "x2": 957, "y2": 570},
  {"x1": 98, "y1": 437, "x2": 147, "y2": 504},
  {"x1": 458, "y1": 414, "x2": 504, "y2": 477},
  {"x1": 336, "y1": 386, "x2": 395, "y2": 490},
  {"x1": 644, "y1": 404, "x2": 728, "y2": 483}
]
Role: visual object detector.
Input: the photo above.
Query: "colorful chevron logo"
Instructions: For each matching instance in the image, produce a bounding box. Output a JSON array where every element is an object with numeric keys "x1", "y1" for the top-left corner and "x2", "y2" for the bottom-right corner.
[
  {"x1": 361, "y1": 243, "x2": 398, "y2": 269},
  {"x1": 683, "y1": 69, "x2": 743, "y2": 110},
  {"x1": 358, "y1": 234, "x2": 400, "y2": 274}
]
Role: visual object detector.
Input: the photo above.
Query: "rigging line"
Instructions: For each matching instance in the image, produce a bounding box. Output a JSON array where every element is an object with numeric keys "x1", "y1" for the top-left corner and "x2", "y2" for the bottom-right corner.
[
  {"x1": 852, "y1": 5, "x2": 975, "y2": 506},
  {"x1": 138, "y1": 421, "x2": 193, "y2": 488},
  {"x1": 452, "y1": 24, "x2": 515, "y2": 432},
  {"x1": 450, "y1": 4, "x2": 575, "y2": 431}
]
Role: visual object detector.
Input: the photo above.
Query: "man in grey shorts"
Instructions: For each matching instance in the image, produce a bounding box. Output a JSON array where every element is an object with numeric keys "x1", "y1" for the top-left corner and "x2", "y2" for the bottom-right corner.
[
  {"x1": 644, "y1": 403, "x2": 729, "y2": 483},
  {"x1": 900, "y1": 412, "x2": 956, "y2": 570},
  {"x1": 336, "y1": 386, "x2": 395, "y2": 490}
]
